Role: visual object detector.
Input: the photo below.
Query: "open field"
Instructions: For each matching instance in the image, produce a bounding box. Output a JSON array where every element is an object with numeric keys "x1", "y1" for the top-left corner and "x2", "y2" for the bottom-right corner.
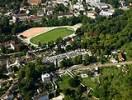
[
  {"x1": 19, "y1": 27, "x2": 46, "y2": 39},
  {"x1": 30, "y1": 28, "x2": 74, "y2": 44},
  {"x1": 18, "y1": 24, "x2": 82, "y2": 46},
  {"x1": 58, "y1": 75, "x2": 72, "y2": 91}
]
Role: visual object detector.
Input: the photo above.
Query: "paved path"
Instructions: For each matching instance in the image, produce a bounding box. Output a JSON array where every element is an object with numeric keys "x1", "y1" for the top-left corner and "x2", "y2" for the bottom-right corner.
[{"x1": 69, "y1": 61, "x2": 132, "y2": 71}]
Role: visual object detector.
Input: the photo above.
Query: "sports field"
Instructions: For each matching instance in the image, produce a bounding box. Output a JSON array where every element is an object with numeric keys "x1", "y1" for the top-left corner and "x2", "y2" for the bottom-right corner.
[{"x1": 30, "y1": 28, "x2": 74, "y2": 44}]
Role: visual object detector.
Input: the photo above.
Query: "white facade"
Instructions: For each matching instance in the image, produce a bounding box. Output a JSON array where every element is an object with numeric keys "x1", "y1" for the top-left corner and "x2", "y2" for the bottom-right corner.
[
  {"x1": 86, "y1": 0, "x2": 100, "y2": 3},
  {"x1": 98, "y1": 3, "x2": 109, "y2": 9},
  {"x1": 87, "y1": 12, "x2": 96, "y2": 19},
  {"x1": 10, "y1": 43, "x2": 15, "y2": 50},
  {"x1": 86, "y1": 0, "x2": 100, "y2": 7},
  {"x1": 41, "y1": 73, "x2": 51, "y2": 83},
  {"x1": 99, "y1": 10, "x2": 114, "y2": 16},
  {"x1": 110, "y1": 58, "x2": 118, "y2": 63}
]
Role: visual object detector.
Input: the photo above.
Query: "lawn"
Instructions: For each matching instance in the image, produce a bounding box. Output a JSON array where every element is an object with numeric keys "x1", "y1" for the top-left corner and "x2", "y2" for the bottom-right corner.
[
  {"x1": 82, "y1": 77, "x2": 98, "y2": 90},
  {"x1": 30, "y1": 28, "x2": 74, "y2": 44},
  {"x1": 58, "y1": 75, "x2": 71, "y2": 91}
]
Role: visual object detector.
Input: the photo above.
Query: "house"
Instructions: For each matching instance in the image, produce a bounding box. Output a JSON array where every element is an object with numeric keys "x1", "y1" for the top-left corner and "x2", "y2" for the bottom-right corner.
[
  {"x1": 80, "y1": 74, "x2": 88, "y2": 78},
  {"x1": 120, "y1": 0, "x2": 127, "y2": 7},
  {"x1": 41, "y1": 73, "x2": 51, "y2": 83},
  {"x1": 6, "y1": 58, "x2": 20, "y2": 75},
  {"x1": 28, "y1": 0, "x2": 42, "y2": 5},
  {"x1": 58, "y1": 14, "x2": 73, "y2": 18},
  {"x1": 94, "y1": 67, "x2": 99, "y2": 76},
  {"x1": 10, "y1": 43, "x2": 15, "y2": 50},
  {"x1": 86, "y1": 0, "x2": 100, "y2": 4},
  {"x1": 111, "y1": 50, "x2": 117, "y2": 54},
  {"x1": 118, "y1": 52, "x2": 125, "y2": 62},
  {"x1": 37, "y1": 10, "x2": 44, "y2": 17},
  {"x1": 2, "y1": 41, "x2": 16, "y2": 51},
  {"x1": 86, "y1": 0, "x2": 100, "y2": 7},
  {"x1": 99, "y1": 10, "x2": 114, "y2": 16},
  {"x1": 56, "y1": 0, "x2": 69, "y2": 6},
  {"x1": 98, "y1": 3, "x2": 109, "y2": 9},
  {"x1": 86, "y1": 11, "x2": 96, "y2": 19},
  {"x1": 110, "y1": 58, "x2": 118, "y2": 63}
]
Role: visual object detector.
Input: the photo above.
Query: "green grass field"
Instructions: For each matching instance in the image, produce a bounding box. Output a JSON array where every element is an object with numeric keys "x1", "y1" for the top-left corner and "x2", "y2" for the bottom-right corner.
[
  {"x1": 30, "y1": 28, "x2": 74, "y2": 44},
  {"x1": 58, "y1": 75, "x2": 72, "y2": 91}
]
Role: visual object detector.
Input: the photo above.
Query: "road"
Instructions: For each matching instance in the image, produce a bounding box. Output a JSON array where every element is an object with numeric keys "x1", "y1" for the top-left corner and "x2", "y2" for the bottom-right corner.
[{"x1": 69, "y1": 61, "x2": 132, "y2": 71}]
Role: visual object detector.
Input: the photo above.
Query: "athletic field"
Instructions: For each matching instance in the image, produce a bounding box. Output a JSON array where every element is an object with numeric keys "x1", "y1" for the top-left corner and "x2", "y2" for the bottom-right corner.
[{"x1": 30, "y1": 28, "x2": 74, "y2": 44}]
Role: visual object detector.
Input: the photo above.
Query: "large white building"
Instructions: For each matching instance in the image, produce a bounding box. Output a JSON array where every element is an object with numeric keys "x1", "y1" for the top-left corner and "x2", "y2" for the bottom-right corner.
[
  {"x1": 86, "y1": 0, "x2": 100, "y2": 4},
  {"x1": 99, "y1": 10, "x2": 114, "y2": 16},
  {"x1": 41, "y1": 73, "x2": 51, "y2": 83}
]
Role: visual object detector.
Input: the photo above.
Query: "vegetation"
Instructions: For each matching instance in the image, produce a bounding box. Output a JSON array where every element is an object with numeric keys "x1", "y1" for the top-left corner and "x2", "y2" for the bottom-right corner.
[
  {"x1": 31, "y1": 28, "x2": 74, "y2": 44},
  {"x1": 58, "y1": 74, "x2": 87, "y2": 100},
  {"x1": 60, "y1": 54, "x2": 97, "y2": 68},
  {"x1": 54, "y1": 4, "x2": 69, "y2": 15},
  {"x1": 58, "y1": 65, "x2": 132, "y2": 100},
  {"x1": 79, "y1": 9, "x2": 132, "y2": 59},
  {"x1": 58, "y1": 75, "x2": 72, "y2": 91},
  {"x1": 94, "y1": 65, "x2": 132, "y2": 99},
  {"x1": 41, "y1": 16, "x2": 81, "y2": 27},
  {"x1": 82, "y1": 77, "x2": 97, "y2": 90},
  {"x1": 18, "y1": 60, "x2": 56, "y2": 99},
  {"x1": 101, "y1": 0, "x2": 120, "y2": 8},
  {"x1": 101, "y1": 0, "x2": 132, "y2": 8},
  {"x1": 0, "y1": 0, "x2": 23, "y2": 10}
]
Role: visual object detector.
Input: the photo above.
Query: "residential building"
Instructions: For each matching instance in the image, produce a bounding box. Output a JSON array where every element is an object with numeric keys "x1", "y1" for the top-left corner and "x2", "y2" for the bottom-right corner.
[
  {"x1": 99, "y1": 10, "x2": 114, "y2": 16},
  {"x1": 28, "y1": 0, "x2": 42, "y2": 5},
  {"x1": 118, "y1": 52, "x2": 125, "y2": 62},
  {"x1": 41, "y1": 73, "x2": 51, "y2": 83},
  {"x1": 86, "y1": 11, "x2": 96, "y2": 19}
]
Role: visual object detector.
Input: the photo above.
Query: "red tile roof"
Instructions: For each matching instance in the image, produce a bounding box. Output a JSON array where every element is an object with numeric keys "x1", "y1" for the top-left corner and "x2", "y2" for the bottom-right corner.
[{"x1": 28, "y1": 0, "x2": 42, "y2": 5}]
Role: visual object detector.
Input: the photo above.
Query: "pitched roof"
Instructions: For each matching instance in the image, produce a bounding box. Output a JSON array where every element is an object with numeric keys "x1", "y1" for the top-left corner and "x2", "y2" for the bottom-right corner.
[{"x1": 28, "y1": 0, "x2": 42, "y2": 5}]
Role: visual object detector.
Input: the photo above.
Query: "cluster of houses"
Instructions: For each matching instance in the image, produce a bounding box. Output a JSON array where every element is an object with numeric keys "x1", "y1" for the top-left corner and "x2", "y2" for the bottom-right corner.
[
  {"x1": 0, "y1": 0, "x2": 130, "y2": 26},
  {"x1": 1, "y1": 58, "x2": 58, "y2": 100},
  {"x1": 0, "y1": 41, "x2": 16, "y2": 52},
  {"x1": 2, "y1": 0, "x2": 130, "y2": 25},
  {"x1": 71, "y1": 0, "x2": 114, "y2": 17}
]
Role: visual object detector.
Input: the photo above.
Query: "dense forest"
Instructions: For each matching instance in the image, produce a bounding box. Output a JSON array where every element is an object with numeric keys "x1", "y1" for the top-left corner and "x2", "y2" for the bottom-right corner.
[
  {"x1": 79, "y1": 9, "x2": 132, "y2": 59},
  {"x1": 0, "y1": 0, "x2": 23, "y2": 10},
  {"x1": 94, "y1": 65, "x2": 132, "y2": 99}
]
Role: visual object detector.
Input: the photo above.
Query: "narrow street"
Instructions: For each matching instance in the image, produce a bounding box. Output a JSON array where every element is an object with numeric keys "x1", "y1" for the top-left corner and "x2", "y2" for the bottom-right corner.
[{"x1": 69, "y1": 61, "x2": 132, "y2": 71}]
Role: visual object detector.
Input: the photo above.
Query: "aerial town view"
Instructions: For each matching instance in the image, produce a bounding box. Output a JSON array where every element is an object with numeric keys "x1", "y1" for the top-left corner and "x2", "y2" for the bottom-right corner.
[{"x1": 0, "y1": 0, "x2": 132, "y2": 100}]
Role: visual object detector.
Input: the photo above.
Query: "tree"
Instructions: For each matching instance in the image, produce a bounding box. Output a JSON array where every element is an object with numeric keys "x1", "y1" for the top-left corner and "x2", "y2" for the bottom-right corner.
[
  {"x1": 69, "y1": 76, "x2": 81, "y2": 87},
  {"x1": 66, "y1": 45, "x2": 72, "y2": 51},
  {"x1": 72, "y1": 55, "x2": 82, "y2": 65},
  {"x1": 0, "y1": 45, "x2": 6, "y2": 53},
  {"x1": 101, "y1": 0, "x2": 120, "y2": 8},
  {"x1": 83, "y1": 54, "x2": 90, "y2": 65},
  {"x1": 54, "y1": 4, "x2": 69, "y2": 14},
  {"x1": 75, "y1": 27, "x2": 84, "y2": 36},
  {"x1": 70, "y1": 0, "x2": 78, "y2": 5},
  {"x1": 114, "y1": 9, "x2": 124, "y2": 16},
  {"x1": 60, "y1": 58, "x2": 73, "y2": 68}
]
